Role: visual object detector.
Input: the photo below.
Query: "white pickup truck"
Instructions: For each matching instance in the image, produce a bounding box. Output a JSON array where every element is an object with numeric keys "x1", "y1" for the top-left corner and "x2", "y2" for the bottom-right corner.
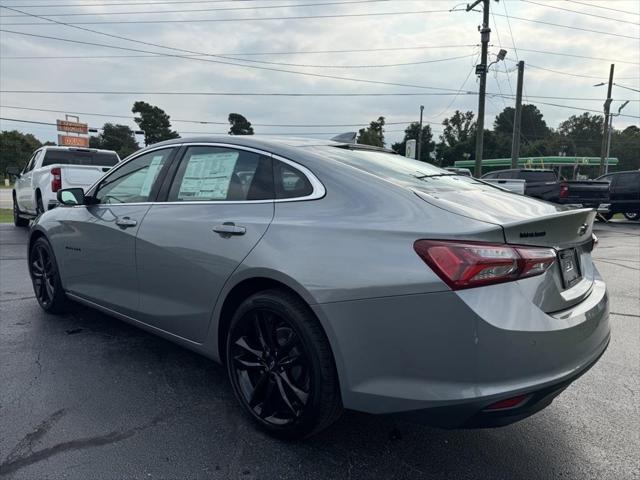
[{"x1": 9, "y1": 146, "x2": 120, "y2": 226}]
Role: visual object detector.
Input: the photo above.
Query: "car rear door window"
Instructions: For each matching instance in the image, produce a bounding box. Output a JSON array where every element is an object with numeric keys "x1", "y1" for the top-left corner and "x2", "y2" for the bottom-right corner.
[
  {"x1": 519, "y1": 171, "x2": 556, "y2": 182},
  {"x1": 168, "y1": 146, "x2": 274, "y2": 201},
  {"x1": 42, "y1": 150, "x2": 119, "y2": 167},
  {"x1": 616, "y1": 173, "x2": 640, "y2": 189},
  {"x1": 94, "y1": 148, "x2": 172, "y2": 204},
  {"x1": 274, "y1": 160, "x2": 313, "y2": 199}
]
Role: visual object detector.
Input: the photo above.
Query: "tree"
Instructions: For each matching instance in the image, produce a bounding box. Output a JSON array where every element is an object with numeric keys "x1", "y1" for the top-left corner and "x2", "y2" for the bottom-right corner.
[
  {"x1": 89, "y1": 123, "x2": 139, "y2": 159},
  {"x1": 0, "y1": 130, "x2": 43, "y2": 177},
  {"x1": 610, "y1": 125, "x2": 640, "y2": 171},
  {"x1": 132, "y1": 101, "x2": 180, "y2": 146},
  {"x1": 357, "y1": 116, "x2": 385, "y2": 147},
  {"x1": 494, "y1": 104, "x2": 551, "y2": 141},
  {"x1": 228, "y1": 113, "x2": 254, "y2": 135},
  {"x1": 436, "y1": 110, "x2": 476, "y2": 167},
  {"x1": 558, "y1": 112, "x2": 604, "y2": 157},
  {"x1": 391, "y1": 122, "x2": 435, "y2": 162}
]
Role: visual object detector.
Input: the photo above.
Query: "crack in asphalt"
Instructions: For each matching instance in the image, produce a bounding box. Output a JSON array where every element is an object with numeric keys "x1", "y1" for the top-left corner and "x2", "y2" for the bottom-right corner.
[
  {"x1": 611, "y1": 311, "x2": 640, "y2": 318},
  {"x1": 594, "y1": 259, "x2": 640, "y2": 271},
  {"x1": 0, "y1": 409, "x2": 175, "y2": 475}
]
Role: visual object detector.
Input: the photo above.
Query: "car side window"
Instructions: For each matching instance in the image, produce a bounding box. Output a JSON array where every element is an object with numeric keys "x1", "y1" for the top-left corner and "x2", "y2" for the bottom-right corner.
[
  {"x1": 617, "y1": 173, "x2": 639, "y2": 189},
  {"x1": 482, "y1": 172, "x2": 497, "y2": 179},
  {"x1": 23, "y1": 153, "x2": 37, "y2": 173},
  {"x1": 274, "y1": 160, "x2": 313, "y2": 199},
  {"x1": 168, "y1": 146, "x2": 274, "y2": 202},
  {"x1": 497, "y1": 171, "x2": 513, "y2": 179},
  {"x1": 94, "y1": 149, "x2": 172, "y2": 204}
]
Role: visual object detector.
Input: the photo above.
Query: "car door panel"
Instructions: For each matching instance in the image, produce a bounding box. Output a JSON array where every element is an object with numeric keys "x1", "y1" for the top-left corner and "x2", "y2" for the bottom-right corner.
[
  {"x1": 60, "y1": 204, "x2": 151, "y2": 315},
  {"x1": 135, "y1": 202, "x2": 274, "y2": 342},
  {"x1": 58, "y1": 147, "x2": 176, "y2": 316}
]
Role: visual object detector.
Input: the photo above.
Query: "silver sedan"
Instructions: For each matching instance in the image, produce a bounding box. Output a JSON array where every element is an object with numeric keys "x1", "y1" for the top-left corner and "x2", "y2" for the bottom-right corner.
[{"x1": 27, "y1": 136, "x2": 610, "y2": 439}]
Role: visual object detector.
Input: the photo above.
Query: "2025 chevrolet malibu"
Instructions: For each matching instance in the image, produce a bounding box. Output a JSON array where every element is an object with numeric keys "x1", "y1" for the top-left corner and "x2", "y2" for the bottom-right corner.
[{"x1": 28, "y1": 136, "x2": 610, "y2": 439}]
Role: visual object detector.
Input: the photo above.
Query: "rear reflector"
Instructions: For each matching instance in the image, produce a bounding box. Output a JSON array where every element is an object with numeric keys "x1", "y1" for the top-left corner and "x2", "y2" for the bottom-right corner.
[
  {"x1": 414, "y1": 240, "x2": 556, "y2": 290},
  {"x1": 559, "y1": 182, "x2": 569, "y2": 199},
  {"x1": 483, "y1": 394, "x2": 531, "y2": 411}
]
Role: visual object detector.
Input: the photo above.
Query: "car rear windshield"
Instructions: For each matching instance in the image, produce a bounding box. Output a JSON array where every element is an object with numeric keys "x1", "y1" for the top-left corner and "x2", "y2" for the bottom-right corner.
[
  {"x1": 42, "y1": 150, "x2": 120, "y2": 167},
  {"x1": 519, "y1": 171, "x2": 556, "y2": 182},
  {"x1": 312, "y1": 146, "x2": 488, "y2": 192}
]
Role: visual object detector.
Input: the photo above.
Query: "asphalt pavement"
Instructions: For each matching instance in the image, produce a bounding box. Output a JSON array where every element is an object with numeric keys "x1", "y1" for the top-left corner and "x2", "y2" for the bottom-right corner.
[{"x1": 0, "y1": 221, "x2": 638, "y2": 480}]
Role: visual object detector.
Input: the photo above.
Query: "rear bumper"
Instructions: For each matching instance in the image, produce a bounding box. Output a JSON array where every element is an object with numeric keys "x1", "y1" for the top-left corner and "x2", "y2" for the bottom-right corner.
[{"x1": 313, "y1": 275, "x2": 609, "y2": 427}]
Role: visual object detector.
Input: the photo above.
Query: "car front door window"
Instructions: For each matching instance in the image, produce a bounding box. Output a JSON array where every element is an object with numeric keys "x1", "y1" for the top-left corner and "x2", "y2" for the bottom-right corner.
[{"x1": 95, "y1": 149, "x2": 172, "y2": 204}]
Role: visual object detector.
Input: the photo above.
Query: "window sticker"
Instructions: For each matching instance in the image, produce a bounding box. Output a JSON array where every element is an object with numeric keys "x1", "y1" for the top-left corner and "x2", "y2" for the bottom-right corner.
[
  {"x1": 139, "y1": 155, "x2": 165, "y2": 197},
  {"x1": 178, "y1": 151, "x2": 239, "y2": 200}
]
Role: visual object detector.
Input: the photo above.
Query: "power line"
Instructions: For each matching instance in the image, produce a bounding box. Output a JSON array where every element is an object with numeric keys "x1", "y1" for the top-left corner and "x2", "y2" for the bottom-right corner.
[
  {"x1": 0, "y1": 0, "x2": 301, "y2": 7},
  {"x1": 0, "y1": 44, "x2": 479, "y2": 59},
  {"x1": 0, "y1": 0, "x2": 400, "y2": 17},
  {"x1": 509, "y1": 61, "x2": 640, "y2": 81},
  {"x1": 564, "y1": 0, "x2": 640, "y2": 16},
  {"x1": 514, "y1": 47, "x2": 638, "y2": 65},
  {"x1": 491, "y1": 12, "x2": 640, "y2": 40},
  {"x1": 3, "y1": 88, "x2": 636, "y2": 104},
  {"x1": 1, "y1": 8, "x2": 455, "y2": 25},
  {"x1": 0, "y1": 104, "x2": 422, "y2": 126},
  {"x1": 521, "y1": 0, "x2": 640, "y2": 26},
  {"x1": 0, "y1": 15, "x2": 476, "y2": 94}
]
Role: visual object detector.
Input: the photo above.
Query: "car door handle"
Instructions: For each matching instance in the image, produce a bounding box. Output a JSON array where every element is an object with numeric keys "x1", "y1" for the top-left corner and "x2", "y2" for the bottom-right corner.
[
  {"x1": 213, "y1": 223, "x2": 246, "y2": 236},
  {"x1": 115, "y1": 216, "x2": 137, "y2": 228}
]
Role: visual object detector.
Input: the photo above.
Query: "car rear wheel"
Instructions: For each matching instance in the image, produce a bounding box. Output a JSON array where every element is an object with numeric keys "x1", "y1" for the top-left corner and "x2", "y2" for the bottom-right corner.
[
  {"x1": 623, "y1": 212, "x2": 639, "y2": 221},
  {"x1": 13, "y1": 196, "x2": 29, "y2": 227},
  {"x1": 29, "y1": 237, "x2": 69, "y2": 314},
  {"x1": 226, "y1": 289, "x2": 342, "y2": 439}
]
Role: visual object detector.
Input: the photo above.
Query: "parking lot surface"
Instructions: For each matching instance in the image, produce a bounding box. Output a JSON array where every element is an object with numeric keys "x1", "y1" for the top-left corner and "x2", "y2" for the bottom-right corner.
[{"x1": 1, "y1": 221, "x2": 638, "y2": 480}]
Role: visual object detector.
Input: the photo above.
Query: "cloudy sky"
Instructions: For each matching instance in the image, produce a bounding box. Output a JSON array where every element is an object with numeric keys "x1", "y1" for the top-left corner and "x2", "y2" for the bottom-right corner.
[{"x1": 0, "y1": 0, "x2": 638, "y2": 148}]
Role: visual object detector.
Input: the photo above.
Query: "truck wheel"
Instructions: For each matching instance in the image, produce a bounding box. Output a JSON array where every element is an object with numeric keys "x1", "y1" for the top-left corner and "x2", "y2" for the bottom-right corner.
[
  {"x1": 624, "y1": 212, "x2": 639, "y2": 221},
  {"x1": 13, "y1": 196, "x2": 29, "y2": 227}
]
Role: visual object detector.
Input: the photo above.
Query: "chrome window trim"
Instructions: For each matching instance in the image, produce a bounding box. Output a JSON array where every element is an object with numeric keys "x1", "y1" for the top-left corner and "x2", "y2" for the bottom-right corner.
[{"x1": 167, "y1": 142, "x2": 326, "y2": 203}]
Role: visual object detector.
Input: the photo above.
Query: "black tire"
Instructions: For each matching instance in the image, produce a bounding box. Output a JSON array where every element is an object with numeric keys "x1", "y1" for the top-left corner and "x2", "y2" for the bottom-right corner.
[
  {"x1": 36, "y1": 192, "x2": 45, "y2": 216},
  {"x1": 226, "y1": 289, "x2": 342, "y2": 439},
  {"x1": 13, "y1": 195, "x2": 29, "y2": 227},
  {"x1": 29, "y1": 237, "x2": 69, "y2": 314},
  {"x1": 623, "y1": 212, "x2": 639, "y2": 221}
]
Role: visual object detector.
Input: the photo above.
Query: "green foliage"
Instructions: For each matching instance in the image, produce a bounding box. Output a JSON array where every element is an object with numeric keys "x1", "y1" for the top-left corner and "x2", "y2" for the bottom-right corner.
[
  {"x1": 89, "y1": 123, "x2": 140, "y2": 159},
  {"x1": 494, "y1": 104, "x2": 551, "y2": 140},
  {"x1": 391, "y1": 122, "x2": 435, "y2": 162},
  {"x1": 610, "y1": 125, "x2": 640, "y2": 171},
  {"x1": 228, "y1": 113, "x2": 254, "y2": 135},
  {"x1": 132, "y1": 101, "x2": 180, "y2": 146},
  {"x1": 436, "y1": 110, "x2": 476, "y2": 167},
  {"x1": 0, "y1": 130, "x2": 42, "y2": 176},
  {"x1": 357, "y1": 116, "x2": 386, "y2": 147},
  {"x1": 558, "y1": 112, "x2": 604, "y2": 157}
]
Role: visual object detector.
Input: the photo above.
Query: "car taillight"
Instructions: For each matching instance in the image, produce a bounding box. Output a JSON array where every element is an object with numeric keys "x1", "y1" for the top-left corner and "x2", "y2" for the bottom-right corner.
[
  {"x1": 559, "y1": 182, "x2": 569, "y2": 199},
  {"x1": 413, "y1": 240, "x2": 556, "y2": 290},
  {"x1": 51, "y1": 167, "x2": 62, "y2": 192}
]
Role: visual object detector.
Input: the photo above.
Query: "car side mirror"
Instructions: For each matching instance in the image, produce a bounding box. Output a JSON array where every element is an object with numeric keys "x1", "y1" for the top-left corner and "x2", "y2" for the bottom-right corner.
[
  {"x1": 6, "y1": 166, "x2": 21, "y2": 178},
  {"x1": 57, "y1": 188, "x2": 86, "y2": 206}
]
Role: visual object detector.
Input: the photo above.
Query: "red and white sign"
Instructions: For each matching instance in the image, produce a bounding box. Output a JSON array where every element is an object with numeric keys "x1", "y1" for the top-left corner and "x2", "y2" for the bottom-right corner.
[
  {"x1": 57, "y1": 119, "x2": 88, "y2": 134},
  {"x1": 58, "y1": 134, "x2": 89, "y2": 147}
]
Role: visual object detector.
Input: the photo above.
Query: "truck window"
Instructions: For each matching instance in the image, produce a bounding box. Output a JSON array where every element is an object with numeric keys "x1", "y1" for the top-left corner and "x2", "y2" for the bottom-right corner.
[
  {"x1": 42, "y1": 150, "x2": 120, "y2": 167},
  {"x1": 519, "y1": 171, "x2": 556, "y2": 182}
]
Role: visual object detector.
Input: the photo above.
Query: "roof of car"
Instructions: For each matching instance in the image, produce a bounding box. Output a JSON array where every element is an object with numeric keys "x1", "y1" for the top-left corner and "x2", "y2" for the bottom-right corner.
[{"x1": 147, "y1": 135, "x2": 395, "y2": 153}]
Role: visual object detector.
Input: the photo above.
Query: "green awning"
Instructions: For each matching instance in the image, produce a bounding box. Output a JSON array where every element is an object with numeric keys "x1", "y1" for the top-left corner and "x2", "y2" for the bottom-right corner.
[{"x1": 453, "y1": 156, "x2": 619, "y2": 168}]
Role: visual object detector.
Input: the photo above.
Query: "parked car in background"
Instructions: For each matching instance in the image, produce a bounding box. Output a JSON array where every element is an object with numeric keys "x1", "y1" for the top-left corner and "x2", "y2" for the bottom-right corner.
[
  {"x1": 444, "y1": 167, "x2": 525, "y2": 194},
  {"x1": 596, "y1": 170, "x2": 640, "y2": 221},
  {"x1": 482, "y1": 168, "x2": 610, "y2": 208},
  {"x1": 444, "y1": 167, "x2": 472, "y2": 177},
  {"x1": 8, "y1": 146, "x2": 120, "y2": 226},
  {"x1": 28, "y1": 136, "x2": 609, "y2": 439}
]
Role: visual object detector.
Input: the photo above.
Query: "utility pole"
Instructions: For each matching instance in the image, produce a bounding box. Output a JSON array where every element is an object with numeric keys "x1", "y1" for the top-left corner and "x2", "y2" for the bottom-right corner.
[
  {"x1": 417, "y1": 105, "x2": 424, "y2": 162},
  {"x1": 511, "y1": 60, "x2": 525, "y2": 169},
  {"x1": 599, "y1": 63, "x2": 614, "y2": 176},
  {"x1": 467, "y1": 0, "x2": 490, "y2": 177}
]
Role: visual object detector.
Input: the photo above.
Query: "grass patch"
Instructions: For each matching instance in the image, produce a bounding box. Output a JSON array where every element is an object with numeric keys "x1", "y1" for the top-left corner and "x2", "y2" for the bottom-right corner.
[{"x1": 0, "y1": 208, "x2": 13, "y2": 223}]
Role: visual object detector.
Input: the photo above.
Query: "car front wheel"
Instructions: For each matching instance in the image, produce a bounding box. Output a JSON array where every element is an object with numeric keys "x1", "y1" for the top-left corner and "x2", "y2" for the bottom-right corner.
[
  {"x1": 623, "y1": 212, "x2": 639, "y2": 221},
  {"x1": 226, "y1": 289, "x2": 342, "y2": 439},
  {"x1": 29, "y1": 237, "x2": 69, "y2": 313}
]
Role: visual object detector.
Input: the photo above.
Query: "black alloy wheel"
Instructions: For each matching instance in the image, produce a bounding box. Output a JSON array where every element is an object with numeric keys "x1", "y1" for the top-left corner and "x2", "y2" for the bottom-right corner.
[
  {"x1": 226, "y1": 290, "x2": 342, "y2": 439},
  {"x1": 623, "y1": 212, "x2": 639, "y2": 221},
  {"x1": 29, "y1": 237, "x2": 68, "y2": 313}
]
